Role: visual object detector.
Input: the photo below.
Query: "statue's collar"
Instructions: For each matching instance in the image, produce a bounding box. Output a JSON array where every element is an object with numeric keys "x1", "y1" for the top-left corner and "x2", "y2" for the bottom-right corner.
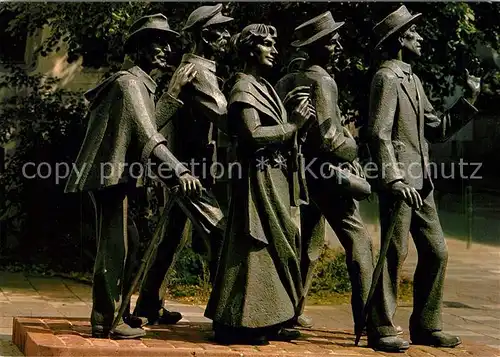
[
  {"x1": 379, "y1": 59, "x2": 413, "y2": 79},
  {"x1": 390, "y1": 59, "x2": 412, "y2": 75},
  {"x1": 181, "y1": 53, "x2": 216, "y2": 73},
  {"x1": 305, "y1": 64, "x2": 331, "y2": 77},
  {"x1": 127, "y1": 65, "x2": 157, "y2": 94}
]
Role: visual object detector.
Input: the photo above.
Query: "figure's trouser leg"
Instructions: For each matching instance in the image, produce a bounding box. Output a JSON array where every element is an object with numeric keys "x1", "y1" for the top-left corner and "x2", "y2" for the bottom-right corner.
[
  {"x1": 122, "y1": 217, "x2": 140, "y2": 321},
  {"x1": 134, "y1": 195, "x2": 187, "y2": 317},
  {"x1": 190, "y1": 226, "x2": 226, "y2": 284},
  {"x1": 315, "y1": 194, "x2": 374, "y2": 331},
  {"x1": 297, "y1": 200, "x2": 325, "y2": 316},
  {"x1": 135, "y1": 183, "x2": 225, "y2": 317},
  {"x1": 409, "y1": 191, "x2": 447, "y2": 333},
  {"x1": 207, "y1": 226, "x2": 225, "y2": 284},
  {"x1": 368, "y1": 193, "x2": 412, "y2": 338},
  {"x1": 89, "y1": 184, "x2": 128, "y2": 329}
]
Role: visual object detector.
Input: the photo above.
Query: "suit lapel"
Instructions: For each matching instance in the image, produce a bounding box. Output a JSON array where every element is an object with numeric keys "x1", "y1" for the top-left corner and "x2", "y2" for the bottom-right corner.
[
  {"x1": 416, "y1": 76, "x2": 425, "y2": 142},
  {"x1": 382, "y1": 61, "x2": 418, "y2": 115}
]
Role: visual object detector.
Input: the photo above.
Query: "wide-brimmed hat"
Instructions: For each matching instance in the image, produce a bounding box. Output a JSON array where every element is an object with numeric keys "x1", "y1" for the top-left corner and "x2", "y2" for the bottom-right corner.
[
  {"x1": 183, "y1": 3, "x2": 234, "y2": 32},
  {"x1": 291, "y1": 11, "x2": 344, "y2": 48},
  {"x1": 124, "y1": 13, "x2": 180, "y2": 52},
  {"x1": 373, "y1": 5, "x2": 422, "y2": 50}
]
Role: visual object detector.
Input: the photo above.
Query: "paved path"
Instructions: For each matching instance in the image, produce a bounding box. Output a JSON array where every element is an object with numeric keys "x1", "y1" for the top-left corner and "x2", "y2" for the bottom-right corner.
[
  {"x1": 11, "y1": 316, "x2": 499, "y2": 357},
  {"x1": 1, "y1": 236, "x2": 499, "y2": 355}
]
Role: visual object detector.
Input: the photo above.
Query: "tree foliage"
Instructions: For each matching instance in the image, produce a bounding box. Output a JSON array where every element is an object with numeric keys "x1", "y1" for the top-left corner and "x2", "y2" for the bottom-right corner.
[
  {"x1": 0, "y1": 65, "x2": 90, "y2": 268},
  {"x1": 5, "y1": 2, "x2": 499, "y2": 119},
  {"x1": 0, "y1": 2, "x2": 498, "y2": 271}
]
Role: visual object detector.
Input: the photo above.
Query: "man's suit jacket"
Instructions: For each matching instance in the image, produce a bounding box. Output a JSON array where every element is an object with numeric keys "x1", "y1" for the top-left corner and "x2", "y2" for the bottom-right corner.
[
  {"x1": 367, "y1": 59, "x2": 478, "y2": 191},
  {"x1": 275, "y1": 64, "x2": 358, "y2": 167},
  {"x1": 65, "y1": 65, "x2": 187, "y2": 193}
]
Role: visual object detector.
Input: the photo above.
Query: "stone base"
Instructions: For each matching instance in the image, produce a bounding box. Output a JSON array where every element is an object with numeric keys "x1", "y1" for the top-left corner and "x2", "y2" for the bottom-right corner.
[{"x1": 12, "y1": 317, "x2": 499, "y2": 356}]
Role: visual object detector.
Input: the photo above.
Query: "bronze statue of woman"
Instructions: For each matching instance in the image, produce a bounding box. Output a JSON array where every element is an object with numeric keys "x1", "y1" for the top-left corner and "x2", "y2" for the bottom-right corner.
[{"x1": 204, "y1": 23, "x2": 314, "y2": 345}]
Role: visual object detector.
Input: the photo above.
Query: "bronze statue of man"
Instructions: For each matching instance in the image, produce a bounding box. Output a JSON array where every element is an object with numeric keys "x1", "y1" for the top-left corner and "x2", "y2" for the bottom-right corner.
[
  {"x1": 64, "y1": 14, "x2": 200, "y2": 339},
  {"x1": 366, "y1": 5, "x2": 480, "y2": 352},
  {"x1": 275, "y1": 11, "x2": 375, "y2": 332},
  {"x1": 134, "y1": 3, "x2": 233, "y2": 325}
]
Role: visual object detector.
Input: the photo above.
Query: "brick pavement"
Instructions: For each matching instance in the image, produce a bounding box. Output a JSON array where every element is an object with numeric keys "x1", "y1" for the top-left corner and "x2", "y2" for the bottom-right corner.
[
  {"x1": 324, "y1": 192, "x2": 500, "y2": 351},
  {"x1": 1, "y1": 234, "x2": 499, "y2": 356},
  {"x1": 11, "y1": 316, "x2": 500, "y2": 357}
]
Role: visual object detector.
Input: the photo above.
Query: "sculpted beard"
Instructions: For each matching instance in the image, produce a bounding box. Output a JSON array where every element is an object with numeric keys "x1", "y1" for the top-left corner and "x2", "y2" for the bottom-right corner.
[{"x1": 211, "y1": 36, "x2": 228, "y2": 54}]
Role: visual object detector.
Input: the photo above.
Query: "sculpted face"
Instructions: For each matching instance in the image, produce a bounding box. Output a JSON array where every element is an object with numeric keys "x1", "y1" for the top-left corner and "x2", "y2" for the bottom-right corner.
[
  {"x1": 255, "y1": 34, "x2": 278, "y2": 68},
  {"x1": 204, "y1": 24, "x2": 231, "y2": 56},
  {"x1": 400, "y1": 24, "x2": 423, "y2": 57},
  {"x1": 309, "y1": 32, "x2": 343, "y2": 65},
  {"x1": 140, "y1": 37, "x2": 173, "y2": 70},
  {"x1": 325, "y1": 33, "x2": 343, "y2": 61},
  {"x1": 151, "y1": 42, "x2": 171, "y2": 69}
]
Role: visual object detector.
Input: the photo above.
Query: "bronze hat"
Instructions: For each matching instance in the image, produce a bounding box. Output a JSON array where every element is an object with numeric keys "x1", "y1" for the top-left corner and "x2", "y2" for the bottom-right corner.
[
  {"x1": 291, "y1": 11, "x2": 344, "y2": 48},
  {"x1": 124, "y1": 13, "x2": 180, "y2": 51},
  {"x1": 373, "y1": 5, "x2": 422, "y2": 50},
  {"x1": 183, "y1": 3, "x2": 234, "y2": 32}
]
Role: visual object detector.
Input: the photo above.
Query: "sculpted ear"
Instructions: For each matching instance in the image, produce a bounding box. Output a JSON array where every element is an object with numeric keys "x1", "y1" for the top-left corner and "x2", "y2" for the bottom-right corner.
[
  {"x1": 398, "y1": 34, "x2": 405, "y2": 47},
  {"x1": 201, "y1": 28, "x2": 210, "y2": 45}
]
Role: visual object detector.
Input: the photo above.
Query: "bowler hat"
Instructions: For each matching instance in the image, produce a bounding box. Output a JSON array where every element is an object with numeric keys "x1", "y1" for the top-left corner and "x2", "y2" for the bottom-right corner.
[
  {"x1": 373, "y1": 5, "x2": 422, "y2": 50},
  {"x1": 183, "y1": 4, "x2": 233, "y2": 32},
  {"x1": 291, "y1": 11, "x2": 344, "y2": 48},
  {"x1": 124, "y1": 13, "x2": 180, "y2": 51}
]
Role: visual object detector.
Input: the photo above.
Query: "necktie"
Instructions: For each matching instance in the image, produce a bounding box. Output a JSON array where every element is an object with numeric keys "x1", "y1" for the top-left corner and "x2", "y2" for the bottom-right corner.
[{"x1": 407, "y1": 71, "x2": 419, "y2": 107}]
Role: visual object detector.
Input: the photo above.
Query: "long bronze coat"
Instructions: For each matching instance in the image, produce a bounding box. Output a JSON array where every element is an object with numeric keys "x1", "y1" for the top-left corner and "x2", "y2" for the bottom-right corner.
[
  {"x1": 204, "y1": 72, "x2": 303, "y2": 329},
  {"x1": 65, "y1": 66, "x2": 186, "y2": 193},
  {"x1": 64, "y1": 64, "x2": 189, "y2": 330}
]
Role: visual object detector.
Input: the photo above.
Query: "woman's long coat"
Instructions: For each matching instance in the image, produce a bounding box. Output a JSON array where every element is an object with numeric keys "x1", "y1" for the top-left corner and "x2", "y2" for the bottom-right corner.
[{"x1": 204, "y1": 73, "x2": 304, "y2": 329}]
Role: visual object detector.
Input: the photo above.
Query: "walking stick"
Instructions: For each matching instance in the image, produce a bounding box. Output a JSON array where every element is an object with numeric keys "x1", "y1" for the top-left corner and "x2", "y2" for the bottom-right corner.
[
  {"x1": 355, "y1": 199, "x2": 404, "y2": 346},
  {"x1": 110, "y1": 186, "x2": 180, "y2": 334}
]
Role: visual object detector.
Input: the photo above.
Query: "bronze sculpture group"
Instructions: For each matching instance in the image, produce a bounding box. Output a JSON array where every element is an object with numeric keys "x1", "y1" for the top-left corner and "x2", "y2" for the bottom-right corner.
[{"x1": 65, "y1": 4, "x2": 482, "y2": 353}]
